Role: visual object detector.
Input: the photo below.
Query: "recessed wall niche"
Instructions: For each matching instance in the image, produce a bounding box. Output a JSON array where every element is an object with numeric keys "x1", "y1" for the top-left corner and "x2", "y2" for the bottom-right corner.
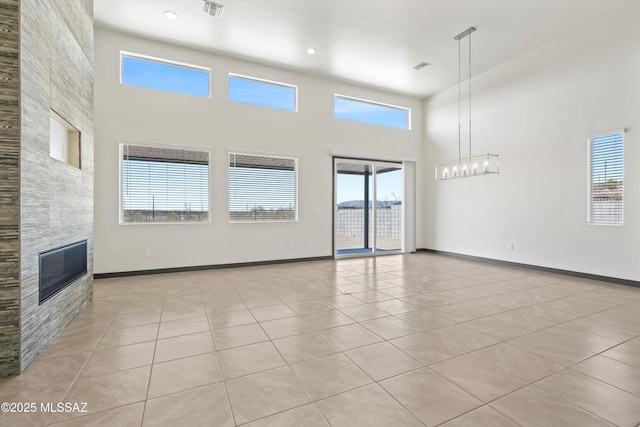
[{"x1": 49, "y1": 110, "x2": 81, "y2": 168}]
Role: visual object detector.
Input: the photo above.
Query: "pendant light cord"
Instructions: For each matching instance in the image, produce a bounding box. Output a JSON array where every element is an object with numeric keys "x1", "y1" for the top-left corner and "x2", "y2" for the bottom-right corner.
[
  {"x1": 458, "y1": 37, "x2": 461, "y2": 165},
  {"x1": 468, "y1": 31, "x2": 472, "y2": 159}
]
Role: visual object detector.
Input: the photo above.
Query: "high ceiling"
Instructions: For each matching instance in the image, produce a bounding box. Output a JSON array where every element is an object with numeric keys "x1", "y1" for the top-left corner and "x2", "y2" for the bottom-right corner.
[{"x1": 94, "y1": 0, "x2": 634, "y2": 98}]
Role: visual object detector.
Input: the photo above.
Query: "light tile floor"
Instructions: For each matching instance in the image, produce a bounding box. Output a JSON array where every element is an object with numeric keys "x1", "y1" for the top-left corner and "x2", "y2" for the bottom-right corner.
[{"x1": 1, "y1": 253, "x2": 640, "y2": 426}]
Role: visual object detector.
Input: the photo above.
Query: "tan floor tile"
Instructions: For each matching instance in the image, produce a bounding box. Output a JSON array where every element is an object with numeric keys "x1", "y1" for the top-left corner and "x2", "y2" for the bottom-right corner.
[
  {"x1": 260, "y1": 316, "x2": 314, "y2": 339},
  {"x1": 479, "y1": 292, "x2": 549, "y2": 310},
  {"x1": 209, "y1": 309, "x2": 256, "y2": 329},
  {"x1": 536, "y1": 298, "x2": 608, "y2": 317},
  {"x1": 360, "y1": 316, "x2": 420, "y2": 340},
  {"x1": 154, "y1": 331, "x2": 215, "y2": 363},
  {"x1": 573, "y1": 355, "x2": 640, "y2": 396},
  {"x1": 345, "y1": 342, "x2": 422, "y2": 381},
  {"x1": 286, "y1": 299, "x2": 333, "y2": 315},
  {"x1": 323, "y1": 294, "x2": 366, "y2": 309},
  {"x1": 484, "y1": 309, "x2": 556, "y2": 331},
  {"x1": 0, "y1": 382, "x2": 69, "y2": 427},
  {"x1": 319, "y1": 324, "x2": 383, "y2": 351},
  {"x1": 463, "y1": 316, "x2": 533, "y2": 341},
  {"x1": 157, "y1": 315, "x2": 210, "y2": 339},
  {"x1": 38, "y1": 332, "x2": 102, "y2": 360},
  {"x1": 538, "y1": 324, "x2": 619, "y2": 353},
  {"x1": 13, "y1": 352, "x2": 89, "y2": 388},
  {"x1": 508, "y1": 332, "x2": 595, "y2": 367},
  {"x1": 242, "y1": 404, "x2": 329, "y2": 426},
  {"x1": 471, "y1": 342, "x2": 564, "y2": 382},
  {"x1": 50, "y1": 366, "x2": 151, "y2": 423},
  {"x1": 97, "y1": 323, "x2": 159, "y2": 349},
  {"x1": 626, "y1": 336, "x2": 640, "y2": 347},
  {"x1": 440, "y1": 405, "x2": 520, "y2": 427},
  {"x1": 109, "y1": 312, "x2": 161, "y2": 330},
  {"x1": 562, "y1": 317, "x2": 639, "y2": 342},
  {"x1": 301, "y1": 310, "x2": 354, "y2": 330},
  {"x1": 60, "y1": 316, "x2": 113, "y2": 337},
  {"x1": 338, "y1": 304, "x2": 388, "y2": 321},
  {"x1": 379, "y1": 286, "x2": 420, "y2": 298},
  {"x1": 119, "y1": 302, "x2": 164, "y2": 315},
  {"x1": 317, "y1": 384, "x2": 423, "y2": 427},
  {"x1": 380, "y1": 367, "x2": 482, "y2": 426},
  {"x1": 204, "y1": 297, "x2": 247, "y2": 315},
  {"x1": 48, "y1": 402, "x2": 144, "y2": 427},
  {"x1": 602, "y1": 343, "x2": 640, "y2": 369},
  {"x1": 212, "y1": 323, "x2": 268, "y2": 350},
  {"x1": 513, "y1": 304, "x2": 584, "y2": 323},
  {"x1": 243, "y1": 295, "x2": 284, "y2": 309},
  {"x1": 370, "y1": 298, "x2": 417, "y2": 315},
  {"x1": 584, "y1": 310, "x2": 640, "y2": 333},
  {"x1": 395, "y1": 309, "x2": 455, "y2": 331},
  {"x1": 291, "y1": 353, "x2": 372, "y2": 400},
  {"x1": 273, "y1": 332, "x2": 339, "y2": 364},
  {"x1": 431, "y1": 354, "x2": 528, "y2": 402},
  {"x1": 160, "y1": 303, "x2": 206, "y2": 322},
  {"x1": 278, "y1": 291, "x2": 322, "y2": 304},
  {"x1": 148, "y1": 352, "x2": 223, "y2": 398},
  {"x1": 219, "y1": 341, "x2": 286, "y2": 379},
  {"x1": 391, "y1": 325, "x2": 497, "y2": 365},
  {"x1": 250, "y1": 304, "x2": 297, "y2": 322},
  {"x1": 80, "y1": 342, "x2": 155, "y2": 378},
  {"x1": 491, "y1": 385, "x2": 614, "y2": 427},
  {"x1": 143, "y1": 383, "x2": 233, "y2": 427},
  {"x1": 429, "y1": 300, "x2": 507, "y2": 322},
  {"x1": 226, "y1": 366, "x2": 311, "y2": 425},
  {"x1": 536, "y1": 369, "x2": 640, "y2": 427},
  {"x1": 351, "y1": 290, "x2": 394, "y2": 303}
]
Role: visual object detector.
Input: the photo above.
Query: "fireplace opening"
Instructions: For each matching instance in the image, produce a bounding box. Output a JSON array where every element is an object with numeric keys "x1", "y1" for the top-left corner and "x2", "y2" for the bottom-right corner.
[{"x1": 39, "y1": 240, "x2": 87, "y2": 304}]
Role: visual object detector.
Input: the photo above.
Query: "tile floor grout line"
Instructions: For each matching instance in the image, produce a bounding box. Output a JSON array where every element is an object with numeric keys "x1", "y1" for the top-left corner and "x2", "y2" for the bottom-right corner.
[{"x1": 139, "y1": 285, "x2": 167, "y2": 427}]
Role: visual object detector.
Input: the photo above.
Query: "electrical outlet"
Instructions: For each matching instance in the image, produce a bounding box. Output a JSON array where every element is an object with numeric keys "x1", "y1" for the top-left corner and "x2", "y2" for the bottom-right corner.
[
  {"x1": 145, "y1": 249, "x2": 151, "y2": 257},
  {"x1": 289, "y1": 241, "x2": 294, "y2": 248},
  {"x1": 508, "y1": 243, "x2": 514, "y2": 251}
]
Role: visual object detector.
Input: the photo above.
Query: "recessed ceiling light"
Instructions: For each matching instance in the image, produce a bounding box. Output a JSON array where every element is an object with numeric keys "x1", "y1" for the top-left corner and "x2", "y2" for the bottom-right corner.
[
  {"x1": 307, "y1": 47, "x2": 316, "y2": 55},
  {"x1": 164, "y1": 10, "x2": 178, "y2": 20},
  {"x1": 413, "y1": 61, "x2": 431, "y2": 71}
]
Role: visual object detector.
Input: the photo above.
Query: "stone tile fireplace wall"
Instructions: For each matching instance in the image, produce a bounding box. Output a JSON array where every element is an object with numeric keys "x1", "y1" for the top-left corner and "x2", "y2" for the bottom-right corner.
[{"x1": 0, "y1": 0, "x2": 94, "y2": 377}]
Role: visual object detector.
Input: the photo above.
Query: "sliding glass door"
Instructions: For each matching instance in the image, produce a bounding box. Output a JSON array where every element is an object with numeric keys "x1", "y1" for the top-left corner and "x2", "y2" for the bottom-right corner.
[{"x1": 334, "y1": 158, "x2": 403, "y2": 257}]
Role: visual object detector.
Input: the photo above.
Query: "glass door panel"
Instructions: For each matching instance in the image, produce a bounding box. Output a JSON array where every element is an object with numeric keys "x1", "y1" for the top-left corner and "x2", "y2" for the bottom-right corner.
[
  {"x1": 334, "y1": 158, "x2": 403, "y2": 258},
  {"x1": 375, "y1": 164, "x2": 403, "y2": 252},
  {"x1": 335, "y1": 161, "x2": 372, "y2": 255}
]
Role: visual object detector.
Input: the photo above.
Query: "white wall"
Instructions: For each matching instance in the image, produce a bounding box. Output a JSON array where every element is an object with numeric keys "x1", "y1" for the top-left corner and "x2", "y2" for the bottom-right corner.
[
  {"x1": 94, "y1": 28, "x2": 423, "y2": 274},
  {"x1": 424, "y1": 6, "x2": 640, "y2": 281}
]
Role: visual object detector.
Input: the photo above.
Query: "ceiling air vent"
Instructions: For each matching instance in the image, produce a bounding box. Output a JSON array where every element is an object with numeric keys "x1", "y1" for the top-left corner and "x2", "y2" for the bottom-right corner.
[{"x1": 203, "y1": 0, "x2": 224, "y2": 17}]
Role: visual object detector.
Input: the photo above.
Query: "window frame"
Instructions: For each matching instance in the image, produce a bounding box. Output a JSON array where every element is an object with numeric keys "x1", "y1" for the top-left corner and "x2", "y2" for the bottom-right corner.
[
  {"x1": 119, "y1": 51, "x2": 211, "y2": 98},
  {"x1": 333, "y1": 94, "x2": 411, "y2": 130},
  {"x1": 587, "y1": 129, "x2": 625, "y2": 226},
  {"x1": 228, "y1": 73, "x2": 298, "y2": 112},
  {"x1": 119, "y1": 141, "x2": 212, "y2": 225},
  {"x1": 228, "y1": 151, "x2": 299, "y2": 223}
]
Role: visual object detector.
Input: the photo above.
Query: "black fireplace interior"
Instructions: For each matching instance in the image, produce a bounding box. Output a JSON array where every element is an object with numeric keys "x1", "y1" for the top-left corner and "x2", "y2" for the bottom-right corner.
[{"x1": 39, "y1": 240, "x2": 87, "y2": 304}]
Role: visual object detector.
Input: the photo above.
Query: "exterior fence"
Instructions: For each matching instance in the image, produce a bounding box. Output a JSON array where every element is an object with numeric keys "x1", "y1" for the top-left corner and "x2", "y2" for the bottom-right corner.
[{"x1": 336, "y1": 204, "x2": 402, "y2": 239}]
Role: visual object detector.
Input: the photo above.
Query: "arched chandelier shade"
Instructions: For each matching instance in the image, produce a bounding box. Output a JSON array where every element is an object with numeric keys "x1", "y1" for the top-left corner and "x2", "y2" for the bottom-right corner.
[{"x1": 435, "y1": 27, "x2": 499, "y2": 180}]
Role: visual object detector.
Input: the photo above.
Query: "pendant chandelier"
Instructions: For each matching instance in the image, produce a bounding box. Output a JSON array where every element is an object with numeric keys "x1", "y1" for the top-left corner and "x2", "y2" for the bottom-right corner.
[{"x1": 435, "y1": 27, "x2": 499, "y2": 180}]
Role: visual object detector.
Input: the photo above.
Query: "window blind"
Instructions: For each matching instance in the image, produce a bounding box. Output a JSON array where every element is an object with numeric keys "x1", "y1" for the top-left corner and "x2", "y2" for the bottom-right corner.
[
  {"x1": 589, "y1": 132, "x2": 623, "y2": 225},
  {"x1": 121, "y1": 144, "x2": 210, "y2": 223},
  {"x1": 229, "y1": 152, "x2": 297, "y2": 222}
]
